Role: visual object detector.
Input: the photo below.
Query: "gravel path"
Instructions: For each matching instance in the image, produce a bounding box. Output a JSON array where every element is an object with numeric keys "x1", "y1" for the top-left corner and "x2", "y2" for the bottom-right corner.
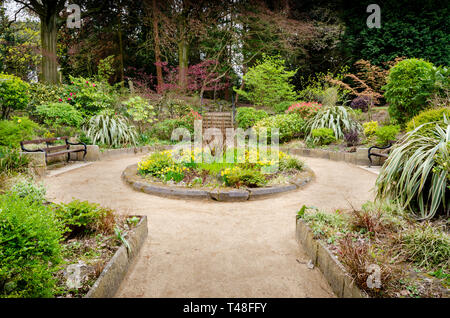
[{"x1": 44, "y1": 154, "x2": 377, "y2": 298}]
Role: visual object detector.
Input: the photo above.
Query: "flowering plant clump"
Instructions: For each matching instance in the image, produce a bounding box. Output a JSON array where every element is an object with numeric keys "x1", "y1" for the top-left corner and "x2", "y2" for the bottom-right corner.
[
  {"x1": 286, "y1": 102, "x2": 322, "y2": 118},
  {"x1": 137, "y1": 147, "x2": 304, "y2": 188},
  {"x1": 183, "y1": 109, "x2": 202, "y2": 121},
  {"x1": 176, "y1": 110, "x2": 203, "y2": 134},
  {"x1": 59, "y1": 76, "x2": 116, "y2": 115}
]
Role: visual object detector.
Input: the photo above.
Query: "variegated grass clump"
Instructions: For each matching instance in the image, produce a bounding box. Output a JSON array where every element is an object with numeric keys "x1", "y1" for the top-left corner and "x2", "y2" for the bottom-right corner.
[
  {"x1": 376, "y1": 118, "x2": 449, "y2": 220},
  {"x1": 84, "y1": 114, "x2": 137, "y2": 147},
  {"x1": 305, "y1": 105, "x2": 361, "y2": 143}
]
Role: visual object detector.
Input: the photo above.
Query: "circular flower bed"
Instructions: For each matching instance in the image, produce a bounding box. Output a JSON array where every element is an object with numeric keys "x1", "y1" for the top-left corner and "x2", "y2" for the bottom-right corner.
[
  {"x1": 123, "y1": 147, "x2": 314, "y2": 201},
  {"x1": 137, "y1": 147, "x2": 305, "y2": 188}
]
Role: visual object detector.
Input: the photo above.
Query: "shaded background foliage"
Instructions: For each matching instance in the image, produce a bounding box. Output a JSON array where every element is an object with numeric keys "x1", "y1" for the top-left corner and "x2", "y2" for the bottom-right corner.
[
  {"x1": 340, "y1": 0, "x2": 450, "y2": 66},
  {"x1": 0, "y1": 0, "x2": 448, "y2": 95}
]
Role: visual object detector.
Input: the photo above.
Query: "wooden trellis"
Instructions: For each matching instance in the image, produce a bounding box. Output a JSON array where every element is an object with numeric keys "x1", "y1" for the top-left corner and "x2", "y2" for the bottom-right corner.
[{"x1": 202, "y1": 112, "x2": 234, "y2": 148}]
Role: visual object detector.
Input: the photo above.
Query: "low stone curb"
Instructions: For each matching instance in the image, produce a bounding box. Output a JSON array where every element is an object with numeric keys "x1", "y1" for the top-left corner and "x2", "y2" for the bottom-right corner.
[
  {"x1": 122, "y1": 164, "x2": 314, "y2": 202},
  {"x1": 281, "y1": 147, "x2": 385, "y2": 166},
  {"x1": 85, "y1": 216, "x2": 148, "y2": 298},
  {"x1": 296, "y1": 218, "x2": 368, "y2": 298}
]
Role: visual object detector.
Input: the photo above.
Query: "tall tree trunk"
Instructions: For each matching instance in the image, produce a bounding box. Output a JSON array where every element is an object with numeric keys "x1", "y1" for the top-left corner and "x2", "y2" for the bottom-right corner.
[
  {"x1": 178, "y1": 23, "x2": 188, "y2": 91},
  {"x1": 152, "y1": 0, "x2": 163, "y2": 93},
  {"x1": 117, "y1": 1, "x2": 125, "y2": 86},
  {"x1": 40, "y1": 13, "x2": 59, "y2": 84}
]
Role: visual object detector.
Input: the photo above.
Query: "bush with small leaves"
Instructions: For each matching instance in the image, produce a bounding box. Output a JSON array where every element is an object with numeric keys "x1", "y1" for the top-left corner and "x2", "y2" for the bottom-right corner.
[
  {"x1": 35, "y1": 102, "x2": 84, "y2": 128},
  {"x1": 233, "y1": 54, "x2": 298, "y2": 109},
  {"x1": 222, "y1": 166, "x2": 267, "y2": 188},
  {"x1": 0, "y1": 194, "x2": 64, "y2": 298},
  {"x1": 236, "y1": 107, "x2": 268, "y2": 129},
  {"x1": 383, "y1": 58, "x2": 449, "y2": 123},
  {"x1": 363, "y1": 121, "x2": 378, "y2": 137},
  {"x1": 344, "y1": 129, "x2": 360, "y2": 147},
  {"x1": 375, "y1": 125, "x2": 400, "y2": 146},
  {"x1": 123, "y1": 96, "x2": 156, "y2": 133},
  {"x1": 253, "y1": 113, "x2": 305, "y2": 143},
  {"x1": 311, "y1": 128, "x2": 336, "y2": 146},
  {"x1": 54, "y1": 200, "x2": 115, "y2": 237},
  {"x1": 0, "y1": 73, "x2": 30, "y2": 119},
  {"x1": 350, "y1": 96, "x2": 370, "y2": 112},
  {"x1": 0, "y1": 116, "x2": 42, "y2": 148},
  {"x1": 406, "y1": 107, "x2": 450, "y2": 134},
  {"x1": 9, "y1": 179, "x2": 46, "y2": 203}
]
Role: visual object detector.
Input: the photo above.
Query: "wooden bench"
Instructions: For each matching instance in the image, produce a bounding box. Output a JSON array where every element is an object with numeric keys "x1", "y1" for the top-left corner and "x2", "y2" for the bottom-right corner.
[
  {"x1": 20, "y1": 136, "x2": 87, "y2": 164},
  {"x1": 368, "y1": 143, "x2": 392, "y2": 167}
]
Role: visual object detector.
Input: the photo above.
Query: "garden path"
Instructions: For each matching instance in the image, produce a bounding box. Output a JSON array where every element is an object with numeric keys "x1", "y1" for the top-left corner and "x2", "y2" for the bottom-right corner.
[{"x1": 44, "y1": 154, "x2": 377, "y2": 297}]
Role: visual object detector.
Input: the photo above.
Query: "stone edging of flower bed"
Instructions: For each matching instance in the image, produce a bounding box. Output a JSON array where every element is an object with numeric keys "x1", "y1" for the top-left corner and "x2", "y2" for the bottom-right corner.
[
  {"x1": 296, "y1": 218, "x2": 368, "y2": 298},
  {"x1": 281, "y1": 147, "x2": 385, "y2": 166},
  {"x1": 122, "y1": 163, "x2": 315, "y2": 202},
  {"x1": 85, "y1": 215, "x2": 148, "y2": 298}
]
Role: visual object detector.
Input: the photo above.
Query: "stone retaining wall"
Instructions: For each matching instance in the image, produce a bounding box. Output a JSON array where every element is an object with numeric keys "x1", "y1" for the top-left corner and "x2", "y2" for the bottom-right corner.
[
  {"x1": 85, "y1": 215, "x2": 148, "y2": 298},
  {"x1": 281, "y1": 147, "x2": 385, "y2": 166},
  {"x1": 122, "y1": 163, "x2": 314, "y2": 202},
  {"x1": 296, "y1": 218, "x2": 368, "y2": 298}
]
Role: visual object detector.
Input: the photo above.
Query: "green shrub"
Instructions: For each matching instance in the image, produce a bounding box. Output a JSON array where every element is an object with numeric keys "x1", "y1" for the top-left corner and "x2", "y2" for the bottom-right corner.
[
  {"x1": 311, "y1": 128, "x2": 336, "y2": 145},
  {"x1": 400, "y1": 225, "x2": 450, "y2": 269},
  {"x1": 279, "y1": 156, "x2": 304, "y2": 171},
  {"x1": 63, "y1": 76, "x2": 117, "y2": 115},
  {"x1": 163, "y1": 98, "x2": 193, "y2": 119},
  {"x1": 306, "y1": 106, "x2": 361, "y2": 142},
  {"x1": 84, "y1": 114, "x2": 137, "y2": 147},
  {"x1": 35, "y1": 102, "x2": 84, "y2": 128},
  {"x1": 222, "y1": 166, "x2": 267, "y2": 188},
  {"x1": 375, "y1": 125, "x2": 400, "y2": 146},
  {"x1": 375, "y1": 119, "x2": 449, "y2": 219},
  {"x1": 406, "y1": 107, "x2": 450, "y2": 133},
  {"x1": 0, "y1": 194, "x2": 64, "y2": 297},
  {"x1": 273, "y1": 101, "x2": 296, "y2": 113},
  {"x1": 235, "y1": 107, "x2": 268, "y2": 129},
  {"x1": 96, "y1": 55, "x2": 115, "y2": 83},
  {"x1": 0, "y1": 147, "x2": 29, "y2": 175},
  {"x1": 0, "y1": 73, "x2": 30, "y2": 119},
  {"x1": 297, "y1": 67, "x2": 350, "y2": 106},
  {"x1": 9, "y1": 179, "x2": 46, "y2": 203},
  {"x1": 253, "y1": 113, "x2": 305, "y2": 142},
  {"x1": 234, "y1": 54, "x2": 298, "y2": 109},
  {"x1": 28, "y1": 82, "x2": 65, "y2": 113},
  {"x1": 54, "y1": 200, "x2": 114, "y2": 236},
  {"x1": 363, "y1": 121, "x2": 378, "y2": 137},
  {"x1": 383, "y1": 58, "x2": 448, "y2": 123},
  {"x1": 0, "y1": 116, "x2": 42, "y2": 148},
  {"x1": 150, "y1": 118, "x2": 193, "y2": 141},
  {"x1": 123, "y1": 96, "x2": 155, "y2": 133}
]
